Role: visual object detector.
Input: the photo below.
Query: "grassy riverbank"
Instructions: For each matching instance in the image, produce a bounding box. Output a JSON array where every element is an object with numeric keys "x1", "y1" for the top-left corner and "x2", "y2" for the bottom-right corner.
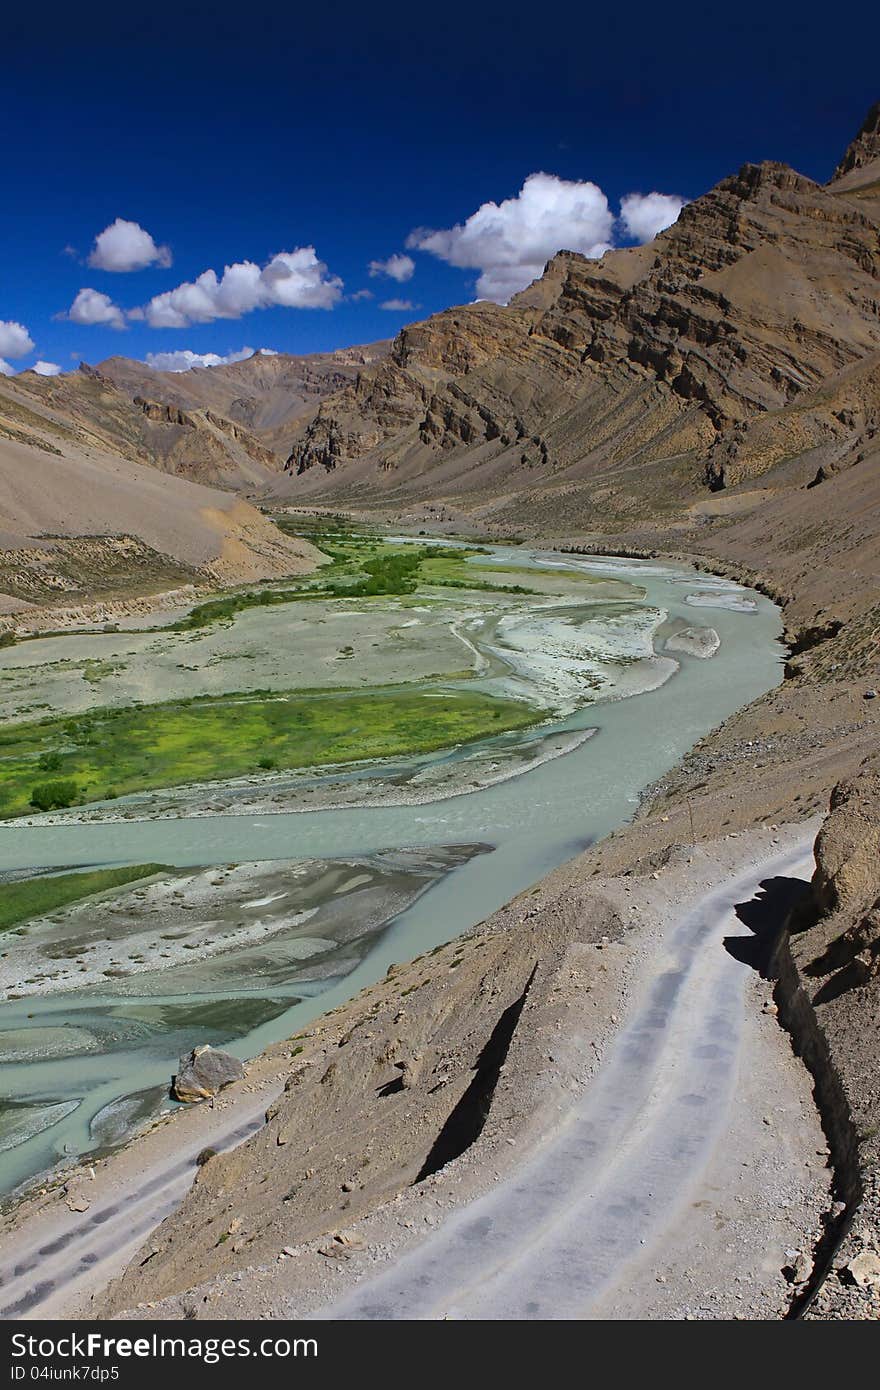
[
  {"x1": 167, "y1": 531, "x2": 542, "y2": 634},
  {"x1": 0, "y1": 686, "x2": 540, "y2": 819},
  {"x1": 0, "y1": 864, "x2": 168, "y2": 932}
]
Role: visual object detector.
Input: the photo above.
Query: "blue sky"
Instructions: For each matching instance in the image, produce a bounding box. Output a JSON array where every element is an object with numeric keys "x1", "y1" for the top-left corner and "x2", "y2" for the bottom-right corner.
[{"x1": 1, "y1": 0, "x2": 877, "y2": 375}]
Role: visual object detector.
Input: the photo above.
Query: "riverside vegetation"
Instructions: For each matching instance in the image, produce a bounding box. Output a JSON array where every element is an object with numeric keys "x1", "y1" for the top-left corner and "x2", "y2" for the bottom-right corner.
[
  {"x1": 0, "y1": 864, "x2": 168, "y2": 932},
  {"x1": 0, "y1": 533, "x2": 571, "y2": 819},
  {"x1": 0, "y1": 685, "x2": 537, "y2": 819}
]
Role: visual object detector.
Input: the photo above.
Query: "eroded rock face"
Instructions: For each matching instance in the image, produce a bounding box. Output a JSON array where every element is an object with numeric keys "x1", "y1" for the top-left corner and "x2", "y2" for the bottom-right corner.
[
  {"x1": 172, "y1": 1045, "x2": 245, "y2": 1103},
  {"x1": 811, "y1": 761, "x2": 880, "y2": 918},
  {"x1": 794, "y1": 756, "x2": 880, "y2": 1321},
  {"x1": 833, "y1": 102, "x2": 880, "y2": 180}
]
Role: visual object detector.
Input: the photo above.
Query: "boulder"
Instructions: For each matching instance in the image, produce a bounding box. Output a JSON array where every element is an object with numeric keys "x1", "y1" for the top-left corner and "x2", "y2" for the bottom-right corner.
[
  {"x1": 841, "y1": 1251, "x2": 880, "y2": 1289},
  {"x1": 172, "y1": 1045, "x2": 244, "y2": 1102},
  {"x1": 811, "y1": 761, "x2": 880, "y2": 916}
]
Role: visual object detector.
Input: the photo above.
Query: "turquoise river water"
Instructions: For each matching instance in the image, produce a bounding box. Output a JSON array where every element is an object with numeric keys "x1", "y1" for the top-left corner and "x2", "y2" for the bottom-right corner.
[{"x1": 0, "y1": 546, "x2": 784, "y2": 1193}]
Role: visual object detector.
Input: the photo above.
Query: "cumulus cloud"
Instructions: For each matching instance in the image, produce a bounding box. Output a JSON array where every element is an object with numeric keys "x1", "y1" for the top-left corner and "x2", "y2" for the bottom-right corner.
[
  {"x1": 0, "y1": 320, "x2": 35, "y2": 359},
  {"x1": 0, "y1": 360, "x2": 14, "y2": 377},
  {"x1": 66, "y1": 288, "x2": 126, "y2": 330},
  {"x1": 33, "y1": 361, "x2": 62, "y2": 376},
  {"x1": 350, "y1": 288, "x2": 374, "y2": 302},
  {"x1": 619, "y1": 192, "x2": 687, "y2": 244},
  {"x1": 380, "y1": 298, "x2": 417, "y2": 311},
  {"x1": 408, "y1": 173, "x2": 614, "y2": 303},
  {"x1": 369, "y1": 253, "x2": 415, "y2": 283},
  {"x1": 88, "y1": 218, "x2": 172, "y2": 272},
  {"x1": 144, "y1": 347, "x2": 256, "y2": 372},
  {"x1": 143, "y1": 247, "x2": 343, "y2": 328}
]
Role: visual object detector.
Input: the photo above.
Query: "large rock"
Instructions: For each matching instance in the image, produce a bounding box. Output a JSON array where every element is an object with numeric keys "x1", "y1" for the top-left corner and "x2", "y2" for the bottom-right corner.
[
  {"x1": 811, "y1": 760, "x2": 880, "y2": 916},
  {"x1": 172, "y1": 1045, "x2": 245, "y2": 1103}
]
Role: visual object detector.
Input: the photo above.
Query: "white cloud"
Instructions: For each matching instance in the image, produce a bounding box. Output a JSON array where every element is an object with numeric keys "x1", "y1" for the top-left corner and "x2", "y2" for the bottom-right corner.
[
  {"x1": 369, "y1": 253, "x2": 415, "y2": 283},
  {"x1": 144, "y1": 347, "x2": 256, "y2": 372},
  {"x1": 619, "y1": 192, "x2": 687, "y2": 244},
  {"x1": 88, "y1": 218, "x2": 172, "y2": 272},
  {"x1": 0, "y1": 359, "x2": 14, "y2": 377},
  {"x1": 0, "y1": 320, "x2": 35, "y2": 359},
  {"x1": 408, "y1": 173, "x2": 614, "y2": 303},
  {"x1": 143, "y1": 247, "x2": 343, "y2": 328},
  {"x1": 66, "y1": 288, "x2": 126, "y2": 330},
  {"x1": 380, "y1": 298, "x2": 417, "y2": 311},
  {"x1": 33, "y1": 361, "x2": 62, "y2": 376},
  {"x1": 350, "y1": 288, "x2": 374, "y2": 302}
]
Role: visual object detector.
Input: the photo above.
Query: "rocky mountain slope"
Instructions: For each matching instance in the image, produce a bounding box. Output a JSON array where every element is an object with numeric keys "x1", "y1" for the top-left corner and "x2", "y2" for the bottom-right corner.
[
  {"x1": 98, "y1": 341, "x2": 390, "y2": 465},
  {"x1": 273, "y1": 108, "x2": 880, "y2": 544},
  {"x1": 1, "y1": 342, "x2": 388, "y2": 498},
  {"x1": 2, "y1": 367, "x2": 276, "y2": 492},
  {"x1": 0, "y1": 368, "x2": 321, "y2": 627}
]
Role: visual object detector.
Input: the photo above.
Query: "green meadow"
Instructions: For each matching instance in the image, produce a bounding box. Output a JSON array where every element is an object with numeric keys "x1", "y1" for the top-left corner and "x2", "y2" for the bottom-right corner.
[
  {"x1": 0, "y1": 686, "x2": 539, "y2": 819},
  {"x1": 169, "y1": 532, "x2": 542, "y2": 633}
]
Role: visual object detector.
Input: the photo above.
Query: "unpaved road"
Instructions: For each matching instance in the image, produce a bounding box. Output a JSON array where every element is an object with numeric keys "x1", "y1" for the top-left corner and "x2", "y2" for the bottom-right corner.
[
  {"x1": 0, "y1": 1094, "x2": 282, "y2": 1320},
  {"x1": 0, "y1": 838, "x2": 819, "y2": 1321},
  {"x1": 311, "y1": 841, "x2": 817, "y2": 1320}
]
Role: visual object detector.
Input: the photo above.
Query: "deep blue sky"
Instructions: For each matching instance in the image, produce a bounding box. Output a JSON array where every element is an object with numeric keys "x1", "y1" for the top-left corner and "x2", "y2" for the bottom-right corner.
[{"x1": 2, "y1": 0, "x2": 877, "y2": 374}]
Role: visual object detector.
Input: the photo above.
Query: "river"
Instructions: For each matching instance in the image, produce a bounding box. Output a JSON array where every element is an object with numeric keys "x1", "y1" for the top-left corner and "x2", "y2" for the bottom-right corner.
[{"x1": 0, "y1": 546, "x2": 783, "y2": 1193}]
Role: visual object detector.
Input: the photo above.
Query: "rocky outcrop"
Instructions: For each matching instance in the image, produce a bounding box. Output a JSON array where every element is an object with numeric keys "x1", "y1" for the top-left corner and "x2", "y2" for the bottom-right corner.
[
  {"x1": 811, "y1": 763, "x2": 880, "y2": 920},
  {"x1": 833, "y1": 102, "x2": 880, "y2": 180},
  {"x1": 779, "y1": 757, "x2": 880, "y2": 1318},
  {"x1": 172, "y1": 1046, "x2": 245, "y2": 1103},
  {"x1": 134, "y1": 397, "x2": 197, "y2": 429}
]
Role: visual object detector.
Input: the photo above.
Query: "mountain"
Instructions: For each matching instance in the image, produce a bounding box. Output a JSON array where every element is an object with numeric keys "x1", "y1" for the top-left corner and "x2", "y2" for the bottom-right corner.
[
  {"x1": 0, "y1": 346, "x2": 395, "y2": 624},
  {"x1": 98, "y1": 341, "x2": 390, "y2": 461},
  {"x1": 0, "y1": 368, "x2": 320, "y2": 628},
  {"x1": 274, "y1": 139, "x2": 880, "y2": 542}
]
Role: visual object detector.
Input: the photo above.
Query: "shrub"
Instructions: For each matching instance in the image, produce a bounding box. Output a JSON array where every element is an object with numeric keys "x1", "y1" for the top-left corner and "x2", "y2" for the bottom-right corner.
[
  {"x1": 29, "y1": 779, "x2": 79, "y2": 812},
  {"x1": 0, "y1": 631, "x2": 16, "y2": 648}
]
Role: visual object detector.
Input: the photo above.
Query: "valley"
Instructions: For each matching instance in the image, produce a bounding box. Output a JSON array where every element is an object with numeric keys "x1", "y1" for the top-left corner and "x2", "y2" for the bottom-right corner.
[{"x1": 0, "y1": 97, "x2": 878, "y2": 1324}]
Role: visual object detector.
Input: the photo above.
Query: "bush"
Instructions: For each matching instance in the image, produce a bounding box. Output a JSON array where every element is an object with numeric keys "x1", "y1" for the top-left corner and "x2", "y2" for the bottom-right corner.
[
  {"x1": 0, "y1": 630, "x2": 16, "y2": 648},
  {"x1": 29, "y1": 779, "x2": 79, "y2": 812}
]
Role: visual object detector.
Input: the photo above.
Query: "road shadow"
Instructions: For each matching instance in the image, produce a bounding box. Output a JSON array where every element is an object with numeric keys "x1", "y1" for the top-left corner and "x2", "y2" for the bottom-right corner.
[
  {"x1": 724, "y1": 874, "x2": 812, "y2": 975},
  {"x1": 809, "y1": 957, "x2": 872, "y2": 1006}
]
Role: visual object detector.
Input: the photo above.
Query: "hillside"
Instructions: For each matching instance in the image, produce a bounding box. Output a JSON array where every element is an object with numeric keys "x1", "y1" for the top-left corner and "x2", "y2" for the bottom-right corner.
[
  {"x1": 274, "y1": 120, "x2": 880, "y2": 540},
  {"x1": 98, "y1": 341, "x2": 390, "y2": 460},
  {"x1": 0, "y1": 369, "x2": 320, "y2": 627}
]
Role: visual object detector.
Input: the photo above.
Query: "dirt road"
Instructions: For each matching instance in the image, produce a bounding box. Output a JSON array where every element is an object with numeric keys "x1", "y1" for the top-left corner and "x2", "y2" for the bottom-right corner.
[
  {"x1": 311, "y1": 841, "x2": 818, "y2": 1319},
  {"x1": 0, "y1": 836, "x2": 824, "y2": 1321}
]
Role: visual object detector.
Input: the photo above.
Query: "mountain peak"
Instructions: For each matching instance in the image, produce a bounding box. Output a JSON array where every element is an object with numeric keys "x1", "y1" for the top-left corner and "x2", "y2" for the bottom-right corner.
[{"x1": 833, "y1": 101, "x2": 880, "y2": 181}]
